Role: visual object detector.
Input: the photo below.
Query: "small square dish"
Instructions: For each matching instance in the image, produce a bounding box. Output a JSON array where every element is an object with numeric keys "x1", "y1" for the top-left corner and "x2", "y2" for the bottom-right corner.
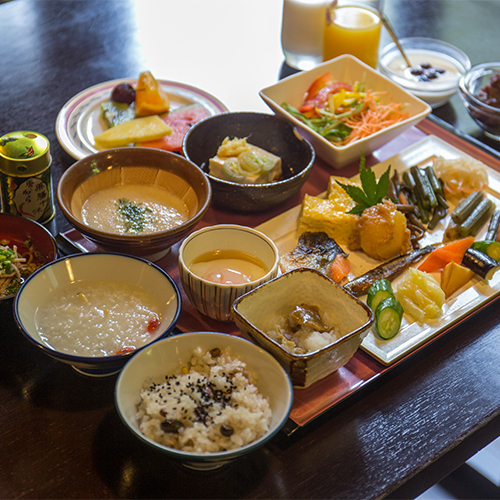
[
  {"x1": 232, "y1": 268, "x2": 374, "y2": 389},
  {"x1": 259, "y1": 55, "x2": 432, "y2": 169}
]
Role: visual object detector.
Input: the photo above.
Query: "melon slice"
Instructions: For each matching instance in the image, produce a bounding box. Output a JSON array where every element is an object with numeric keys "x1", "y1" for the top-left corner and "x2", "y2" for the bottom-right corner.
[{"x1": 94, "y1": 115, "x2": 172, "y2": 148}]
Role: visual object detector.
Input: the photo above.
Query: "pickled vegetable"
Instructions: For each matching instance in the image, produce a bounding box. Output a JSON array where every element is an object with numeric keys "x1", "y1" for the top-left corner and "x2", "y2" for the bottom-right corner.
[
  {"x1": 457, "y1": 197, "x2": 495, "y2": 236},
  {"x1": 374, "y1": 296, "x2": 404, "y2": 340},
  {"x1": 451, "y1": 190, "x2": 484, "y2": 224},
  {"x1": 461, "y1": 248, "x2": 500, "y2": 280},
  {"x1": 395, "y1": 267, "x2": 445, "y2": 324},
  {"x1": 367, "y1": 279, "x2": 394, "y2": 311},
  {"x1": 471, "y1": 240, "x2": 500, "y2": 262},
  {"x1": 485, "y1": 209, "x2": 500, "y2": 241},
  {"x1": 441, "y1": 261, "x2": 475, "y2": 297}
]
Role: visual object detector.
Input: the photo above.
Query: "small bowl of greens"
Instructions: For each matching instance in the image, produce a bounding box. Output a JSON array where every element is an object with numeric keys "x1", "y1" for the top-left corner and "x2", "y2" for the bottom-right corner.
[
  {"x1": 57, "y1": 147, "x2": 211, "y2": 261},
  {"x1": 259, "y1": 54, "x2": 431, "y2": 169},
  {"x1": 0, "y1": 213, "x2": 57, "y2": 301}
]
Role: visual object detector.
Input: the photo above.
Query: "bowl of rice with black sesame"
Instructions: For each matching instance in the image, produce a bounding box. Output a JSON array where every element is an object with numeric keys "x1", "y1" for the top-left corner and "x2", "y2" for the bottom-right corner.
[{"x1": 115, "y1": 331, "x2": 293, "y2": 469}]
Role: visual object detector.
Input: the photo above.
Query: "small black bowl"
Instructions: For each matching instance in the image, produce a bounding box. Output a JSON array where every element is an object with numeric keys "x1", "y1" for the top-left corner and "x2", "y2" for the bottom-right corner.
[{"x1": 183, "y1": 112, "x2": 315, "y2": 213}]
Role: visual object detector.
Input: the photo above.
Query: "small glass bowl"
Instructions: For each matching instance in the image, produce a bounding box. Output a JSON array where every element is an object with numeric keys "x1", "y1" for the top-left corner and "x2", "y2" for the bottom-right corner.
[
  {"x1": 379, "y1": 37, "x2": 471, "y2": 108},
  {"x1": 459, "y1": 62, "x2": 500, "y2": 141}
]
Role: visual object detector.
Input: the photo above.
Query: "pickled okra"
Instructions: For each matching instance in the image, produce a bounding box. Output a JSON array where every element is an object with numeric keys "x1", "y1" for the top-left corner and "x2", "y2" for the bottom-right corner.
[
  {"x1": 485, "y1": 209, "x2": 500, "y2": 241},
  {"x1": 451, "y1": 190, "x2": 485, "y2": 224},
  {"x1": 457, "y1": 197, "x2": 495, "y2": 236}
]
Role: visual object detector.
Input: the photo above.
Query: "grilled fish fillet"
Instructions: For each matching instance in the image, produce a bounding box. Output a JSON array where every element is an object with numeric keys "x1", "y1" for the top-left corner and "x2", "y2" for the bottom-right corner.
[{"x1": 280, "y1": 231, "x2": 348, "y2": 275}]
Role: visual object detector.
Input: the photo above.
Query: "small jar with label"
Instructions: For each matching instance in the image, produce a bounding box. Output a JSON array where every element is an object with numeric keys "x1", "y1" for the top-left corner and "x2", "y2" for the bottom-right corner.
[{"x1": 0, "y1": 131, "x2": 55, "y2": 224}]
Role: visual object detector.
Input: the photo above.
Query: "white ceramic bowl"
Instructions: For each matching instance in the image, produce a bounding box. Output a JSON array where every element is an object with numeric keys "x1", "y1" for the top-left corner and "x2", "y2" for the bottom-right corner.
[
  {"x1": 232, "y1": 268, "x2": 374, "y2": 388},
  {"x1": 259, "y1": 54, "x2": 431, "y2": 169},
  {"x1": 379, "y1": 37, "x2": 471, "y2": 108},
  {"x1": 178, "y1": 224, "x2": 280, "y2": 322},
  {"x1": 115, "y1": 331, "x2": 293, "y2": 470},
  {"x1": 14, "y1": 253, "x2": 181, "y2": 376}
]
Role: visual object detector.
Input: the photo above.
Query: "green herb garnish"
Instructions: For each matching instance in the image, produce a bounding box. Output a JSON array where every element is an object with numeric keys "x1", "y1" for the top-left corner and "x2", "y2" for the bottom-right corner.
[
  {"x1": 337, "y1": 152, "x2": 391, "y2": 216},
  {"x1": 115, "y1": 198, "x2": 153, "y2": 234}
]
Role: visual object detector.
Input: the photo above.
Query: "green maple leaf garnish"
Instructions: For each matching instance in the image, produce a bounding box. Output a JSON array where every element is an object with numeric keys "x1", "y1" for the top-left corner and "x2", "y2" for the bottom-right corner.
[{"x1": 336, "y1": 152, "x2": 391, "y2": 216}]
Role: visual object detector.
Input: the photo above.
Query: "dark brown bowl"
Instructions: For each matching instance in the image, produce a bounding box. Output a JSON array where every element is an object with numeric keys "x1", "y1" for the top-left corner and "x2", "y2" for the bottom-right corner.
[
  {"x1": 57, "y1": 147, "x2": 212, "y2": 261},
  {"x1": 183, "y1": 112, "x2": 315, "y2": 213},
  {"x1": 0, "y1": 213, "x2": 58, "y2": 302}
]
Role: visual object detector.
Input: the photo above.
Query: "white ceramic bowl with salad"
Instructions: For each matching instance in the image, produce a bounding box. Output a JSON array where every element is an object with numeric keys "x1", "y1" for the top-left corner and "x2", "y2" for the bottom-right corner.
[{"x1": 259, "y1": 55, "x2": 432, "y2": 169}]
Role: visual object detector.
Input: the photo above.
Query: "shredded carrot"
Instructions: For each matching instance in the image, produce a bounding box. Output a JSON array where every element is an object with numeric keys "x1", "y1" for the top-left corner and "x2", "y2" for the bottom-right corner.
[{"x1": 340, "y1": 93, "x2": 409, "y2": 145}]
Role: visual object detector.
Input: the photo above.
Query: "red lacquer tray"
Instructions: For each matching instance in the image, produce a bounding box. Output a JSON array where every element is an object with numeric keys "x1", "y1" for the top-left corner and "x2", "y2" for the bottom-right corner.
[{"x1": 63, "y1": 119, "x2": 500, "y2": 434}]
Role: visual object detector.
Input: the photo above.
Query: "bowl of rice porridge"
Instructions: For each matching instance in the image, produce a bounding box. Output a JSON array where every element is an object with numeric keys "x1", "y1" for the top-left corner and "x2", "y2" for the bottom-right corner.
[
  {"x1": 115, "y1": 331, "x2": 293, "y2": 469},
  {"x1": 57, "y1": 147, "x2": 211, "y2": 261},
  {"x1": 14, "y1": 252, "x2": 182, "y2": 376}
]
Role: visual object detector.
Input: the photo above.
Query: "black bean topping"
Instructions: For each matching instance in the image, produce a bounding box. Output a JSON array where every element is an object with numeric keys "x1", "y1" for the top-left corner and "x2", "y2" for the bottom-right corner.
[
  {"x1": 220, "y1": 424, "x2": 234, "y2": 437},
  {"x1": 209, "y1": 347, "x2": 221, "y2": 357},
  {"x1": 161, "y1": 419, "x2": 184, "y2": 434}
]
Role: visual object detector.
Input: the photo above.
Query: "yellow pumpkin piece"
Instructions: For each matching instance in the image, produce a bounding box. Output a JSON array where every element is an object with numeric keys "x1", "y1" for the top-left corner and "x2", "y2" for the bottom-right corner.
[
  {"x1": 94, "y1": 115, "x2": 172, "y2": 148},
  {"x1": 135, "y1": 71, "x2": 170, "y2": 116},
  {"x1": 441, "y1": 261, "x2": 475, "y2": 297}
]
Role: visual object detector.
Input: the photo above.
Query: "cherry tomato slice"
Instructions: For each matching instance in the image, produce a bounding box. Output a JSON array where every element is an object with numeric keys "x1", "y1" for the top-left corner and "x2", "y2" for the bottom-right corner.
[
  {"x1": 299, "y1": 81, "x2": 354, "y2": 116},
  {"x1": 304, "y1": 72, "x2": 334, "y2": 100}
]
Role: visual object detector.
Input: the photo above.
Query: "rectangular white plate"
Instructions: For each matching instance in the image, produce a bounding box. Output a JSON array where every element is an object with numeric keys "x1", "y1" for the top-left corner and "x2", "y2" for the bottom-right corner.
[{"x1": 256, "y1": 134, "x2": 500, "y2": 365}]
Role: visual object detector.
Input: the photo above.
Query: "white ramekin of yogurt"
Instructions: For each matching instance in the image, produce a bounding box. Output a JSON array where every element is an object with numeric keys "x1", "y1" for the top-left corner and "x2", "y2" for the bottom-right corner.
[{"x1": 379, "y1": 37, "x2": 471, "y2": 108}]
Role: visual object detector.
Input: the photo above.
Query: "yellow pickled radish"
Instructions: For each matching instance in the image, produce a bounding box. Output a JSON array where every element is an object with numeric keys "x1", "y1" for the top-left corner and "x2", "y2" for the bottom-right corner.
[
  {"x1": 135, "y1": 70, "x2": 170, "y2": 116},
  {"x1": 94, "y1": 115, "x2": 172, "y2": 148}
]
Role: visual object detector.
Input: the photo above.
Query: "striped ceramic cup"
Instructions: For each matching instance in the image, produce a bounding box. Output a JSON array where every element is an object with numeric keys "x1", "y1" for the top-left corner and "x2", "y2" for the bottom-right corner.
[{"x1": 178, "y1": 224, "x2": 279, "y2": 322}]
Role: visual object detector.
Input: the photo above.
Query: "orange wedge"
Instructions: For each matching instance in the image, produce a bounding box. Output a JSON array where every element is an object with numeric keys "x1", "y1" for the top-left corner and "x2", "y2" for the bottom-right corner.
[{"x1": 135, "y1": 71, "x2": 170, "y2": 116}]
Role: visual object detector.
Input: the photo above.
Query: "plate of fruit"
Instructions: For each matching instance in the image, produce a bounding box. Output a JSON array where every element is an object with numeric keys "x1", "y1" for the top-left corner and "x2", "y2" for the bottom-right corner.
[{"x1": 55, "y1": 71, "x2": 229, "y2": 160}]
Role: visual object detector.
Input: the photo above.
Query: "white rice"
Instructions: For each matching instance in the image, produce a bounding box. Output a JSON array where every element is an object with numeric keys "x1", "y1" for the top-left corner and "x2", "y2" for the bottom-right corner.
[{"x1": 136, "y1": 346, "x2": 272, "y2": 453}]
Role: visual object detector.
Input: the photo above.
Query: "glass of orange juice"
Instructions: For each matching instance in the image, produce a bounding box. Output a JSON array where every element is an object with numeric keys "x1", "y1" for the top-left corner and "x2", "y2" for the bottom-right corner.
[{"x1": 323, "y1": 4, "x2": 382, "y2": 68}]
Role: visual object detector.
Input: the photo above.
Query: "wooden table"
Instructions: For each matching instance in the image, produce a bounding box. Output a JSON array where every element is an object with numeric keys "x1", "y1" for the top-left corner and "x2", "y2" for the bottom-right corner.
[{"x1": 1, "y1": 1, "x2": 500, "y2": 498}]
